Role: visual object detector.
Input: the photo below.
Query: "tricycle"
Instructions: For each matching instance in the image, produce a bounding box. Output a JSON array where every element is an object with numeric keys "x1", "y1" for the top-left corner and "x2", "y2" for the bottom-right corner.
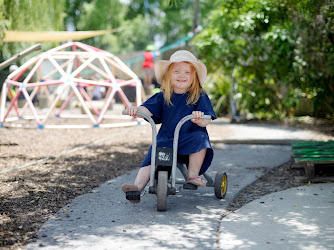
[{"x1": 122, "y1": 110, "x2": 227, "y2": 211}]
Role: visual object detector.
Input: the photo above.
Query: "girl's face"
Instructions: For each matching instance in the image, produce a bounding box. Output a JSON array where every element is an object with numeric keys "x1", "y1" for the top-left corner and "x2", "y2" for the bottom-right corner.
[{"x1": 171, "y1": 62, "x2": 193, "y2": 94}]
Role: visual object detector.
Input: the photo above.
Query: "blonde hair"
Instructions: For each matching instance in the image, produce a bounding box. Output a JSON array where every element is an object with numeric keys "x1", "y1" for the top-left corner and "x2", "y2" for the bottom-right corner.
[{"x1": 160, "y1": 62, "x2": 203, "y2": 105}]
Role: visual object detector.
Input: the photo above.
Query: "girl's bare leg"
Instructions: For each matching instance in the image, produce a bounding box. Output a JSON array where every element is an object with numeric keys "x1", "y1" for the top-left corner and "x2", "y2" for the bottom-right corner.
[
  {"x1": 188, "y1": 148, "x2": 207, "y2": 178},
  {"x1": 148, "y1": 74, "x2": 153, "y2": 88},
  {"x1": 134, "y1": 165, "x2": 151, "y2": 191},
  {"x1": 131, "y1": 148, "x2": 206, "y2": 191},
  {"x1": 143, "y1": 72, "x2": 149, "y2": 87}
]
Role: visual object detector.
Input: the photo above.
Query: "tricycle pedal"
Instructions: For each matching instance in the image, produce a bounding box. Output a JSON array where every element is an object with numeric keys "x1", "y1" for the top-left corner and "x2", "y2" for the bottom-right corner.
[
  {"x1": 149, "y1": 186, "x2": 156, "y2": 194},
  {"x1": 126, "y1": 191, "x2": 140, "y2": 201},
  {"x1": 168, "y1": 187, "x2": 177, "y2": 195},
  {"x1": 183, "y1": 183, "x2": 198, "y2": 190}
]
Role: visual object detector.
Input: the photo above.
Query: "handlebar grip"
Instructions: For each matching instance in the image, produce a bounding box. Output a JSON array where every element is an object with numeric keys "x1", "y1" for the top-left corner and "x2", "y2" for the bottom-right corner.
[
  {"x1": 122, "y1": 110, "x2": 149, "y2": 120},
  {"x1": 122, "y1": 110, "x2": 146, "y2": 117},
  {"x1": 200, "y1": 115, "x2": 212, "y2": 120}
]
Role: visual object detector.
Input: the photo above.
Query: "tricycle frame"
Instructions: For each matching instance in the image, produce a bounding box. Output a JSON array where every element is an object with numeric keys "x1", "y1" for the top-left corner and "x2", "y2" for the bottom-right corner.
[{"x1": 122, "y1": 110, "x2": 227, "y2": 210}]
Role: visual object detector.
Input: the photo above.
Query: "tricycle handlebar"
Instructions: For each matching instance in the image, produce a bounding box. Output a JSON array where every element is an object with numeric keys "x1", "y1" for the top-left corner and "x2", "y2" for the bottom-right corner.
[
  {"x1": 171, "y1": 114, "x2": 211, "y2": 188},
  {"x1": 122, "y1": 110, "x2": 211, "y2": 121}
]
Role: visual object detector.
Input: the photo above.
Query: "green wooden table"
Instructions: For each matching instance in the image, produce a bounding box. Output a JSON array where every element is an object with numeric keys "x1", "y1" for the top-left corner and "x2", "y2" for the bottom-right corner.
[{"x1": 291, "y1": 141, "x2": 334, "y2": 181}]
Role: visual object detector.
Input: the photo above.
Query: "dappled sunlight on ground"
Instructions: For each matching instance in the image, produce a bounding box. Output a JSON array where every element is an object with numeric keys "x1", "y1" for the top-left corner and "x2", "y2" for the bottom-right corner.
[{"x1": 219, "y1": 183, "x2": 334, "y2": 249}]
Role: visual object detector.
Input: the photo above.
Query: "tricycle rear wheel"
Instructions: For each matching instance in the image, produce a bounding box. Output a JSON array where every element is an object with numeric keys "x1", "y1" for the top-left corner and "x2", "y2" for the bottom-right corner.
[
  {"x1": 157, "y1": 171, "x2": 168, "y2": 211},
  {"x1": 214, "y1": 172, "x2": 227, "y2": 199}
]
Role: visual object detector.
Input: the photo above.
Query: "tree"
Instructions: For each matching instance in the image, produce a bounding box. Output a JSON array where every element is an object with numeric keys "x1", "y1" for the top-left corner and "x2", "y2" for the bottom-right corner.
[
  {"x1": 70, "y1": 0, "x2": 158, "y2": 53},
  {"x1": 194, "y1": 0, "x2": 334, "y2": 118},
  {"x1": 64, "y1": 0, "x2": 94, "y2": 31},
  {"x1": 75, "y1": 0, "x2": 199, "y2": 53},
  {"x1": 74, "y1": 0, "x2": 127, "y2": 53},
  {"x1": 0, "y1": 0, "x2": 66, "y2": 62},
  {"x1": 123, "y1": 0, "x2": 195, "y2": 50}
]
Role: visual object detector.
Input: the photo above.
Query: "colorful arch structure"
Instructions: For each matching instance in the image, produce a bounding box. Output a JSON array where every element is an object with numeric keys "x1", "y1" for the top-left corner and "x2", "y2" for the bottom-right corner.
[{"x1": 0, "y1": 42, "x2": 143, "y2": 129}]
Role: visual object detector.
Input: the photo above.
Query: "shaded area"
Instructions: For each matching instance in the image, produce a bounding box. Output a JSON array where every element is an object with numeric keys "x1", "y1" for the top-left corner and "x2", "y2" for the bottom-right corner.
[
  {"x1": 24, "y1": 143, "x2": 294, "y2": 249},
  {"x1": 0, "y1": 142, "x2": 149, "y2": 248},
  {"x1": 218, "y1": 183, "x2": 334, "y2": 250},
  {"x1": 0, "y1": 117, "x2": 333, "y2": 249},
  {"x1": 227, "y1": 160, "x2": 305, "y2": 212}
]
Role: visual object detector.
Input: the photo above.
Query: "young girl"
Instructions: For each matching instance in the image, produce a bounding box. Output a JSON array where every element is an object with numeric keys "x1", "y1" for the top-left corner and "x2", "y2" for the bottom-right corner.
[{"x1": 122, "y1": 50, "x2": 216, "y2": 203}]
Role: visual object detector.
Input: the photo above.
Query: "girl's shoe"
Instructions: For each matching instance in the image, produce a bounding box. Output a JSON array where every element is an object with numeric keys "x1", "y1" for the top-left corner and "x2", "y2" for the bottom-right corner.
[
  {"x1": 186, "y1": 176, "x2": 206, "y2": 187},
  {"x1": 121, "y1": 183, "x2": 141, "y2": 204}
]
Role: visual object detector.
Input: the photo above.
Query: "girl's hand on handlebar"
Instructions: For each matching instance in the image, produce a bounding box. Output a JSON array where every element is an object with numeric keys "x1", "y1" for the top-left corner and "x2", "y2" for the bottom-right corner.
[
  {"x1": 126, "y1": 106, "x2": 153, "y2": 118},
  {"x1": 126, "y1": 106, "x2": 138, "y2": 117},
  {"x1": 191, "y1": 111, "x2": 211, "y2": 127},
  {"x1": 191, "y1": 111, "x2": 204, "y2": 125}
]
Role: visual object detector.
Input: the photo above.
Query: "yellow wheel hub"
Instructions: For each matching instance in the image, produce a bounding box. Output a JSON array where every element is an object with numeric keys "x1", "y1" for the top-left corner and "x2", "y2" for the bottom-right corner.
[{"x1": 221, "y1": 175, "x2": 227, "y2": 194}]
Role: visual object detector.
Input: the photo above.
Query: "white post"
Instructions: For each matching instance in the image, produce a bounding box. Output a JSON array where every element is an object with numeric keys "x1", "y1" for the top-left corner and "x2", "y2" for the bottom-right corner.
[
  {"x1": 0, "y1": 80, "x2": 8, "y2": 123},
  {"x1": 136, "y1": 78, "x2": 142, "y2": 106}
]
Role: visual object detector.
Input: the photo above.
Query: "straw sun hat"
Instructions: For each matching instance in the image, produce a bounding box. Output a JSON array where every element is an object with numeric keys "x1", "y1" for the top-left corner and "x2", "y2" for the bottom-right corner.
[{"x1": 154, "y1": 50, "x2": 207, "y2": 86}]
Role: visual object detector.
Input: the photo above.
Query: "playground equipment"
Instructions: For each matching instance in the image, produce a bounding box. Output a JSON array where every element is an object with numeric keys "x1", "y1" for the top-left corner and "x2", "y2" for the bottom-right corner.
[
  {"x1": 0, "y1": 42, "x2": 143, "y2": 129},
  {"x1": 123, "y1": 110, "x2": 228, "y2": 211}
]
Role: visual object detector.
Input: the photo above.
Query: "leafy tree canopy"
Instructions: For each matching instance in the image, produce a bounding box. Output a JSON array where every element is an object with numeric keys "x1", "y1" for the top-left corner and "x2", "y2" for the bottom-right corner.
[
  {"x1": 194, "y1": 0, "x2": 334, "y2": 118},
  {"x1": 0, "y1": 0, "x2": 66, "y2": 61}
]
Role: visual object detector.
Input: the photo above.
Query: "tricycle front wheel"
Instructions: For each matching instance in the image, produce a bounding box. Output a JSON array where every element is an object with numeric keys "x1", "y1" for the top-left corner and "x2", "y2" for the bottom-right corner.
[{"x1": 157, "y1": 171, "x2": 168, "y2": 211}]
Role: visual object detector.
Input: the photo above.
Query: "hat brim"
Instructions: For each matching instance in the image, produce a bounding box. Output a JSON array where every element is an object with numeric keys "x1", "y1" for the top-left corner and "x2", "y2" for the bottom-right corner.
[{"x1": 154, "y1": 60, "x2": 207, "y2": 87}]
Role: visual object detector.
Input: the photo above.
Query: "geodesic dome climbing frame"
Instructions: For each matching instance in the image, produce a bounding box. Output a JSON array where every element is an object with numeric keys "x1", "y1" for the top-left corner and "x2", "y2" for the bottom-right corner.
[{"x1": 0, "y1": 42, "x2": 143, "y2": 128}]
